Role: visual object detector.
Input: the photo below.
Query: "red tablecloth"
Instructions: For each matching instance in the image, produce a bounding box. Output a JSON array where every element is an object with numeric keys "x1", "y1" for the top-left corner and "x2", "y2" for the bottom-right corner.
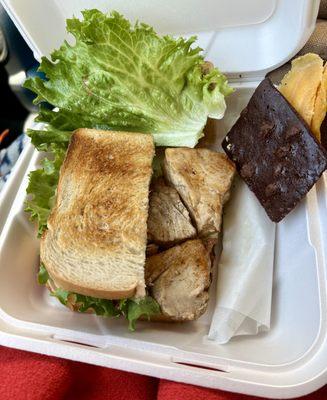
[{"x1": 0, "y1": 347, "x2": 325, "y2": 400}]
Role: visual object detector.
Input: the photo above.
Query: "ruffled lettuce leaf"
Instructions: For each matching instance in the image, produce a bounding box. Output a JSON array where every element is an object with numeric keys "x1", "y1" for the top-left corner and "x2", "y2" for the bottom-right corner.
[
  {"x1": 24, "y1": 9, "x2": 232, "y2": 147},
  {"x1": 25, "y1": 116, "x2": 72, "y2": 236},
  {"x1": 25, "y1": 144, "x2": 66, "y2": 236},
  {"x1": 123, "y1": 297, "x2": 160, "y2": 330},
  {"x1": 29, "y1": 126, "x2": 71, "y2": 152}
]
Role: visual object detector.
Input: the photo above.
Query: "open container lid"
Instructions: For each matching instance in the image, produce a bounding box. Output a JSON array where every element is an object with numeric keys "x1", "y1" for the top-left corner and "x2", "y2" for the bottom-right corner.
[{"x1": 1, "y1": 0, "x2": 321, "y2": 79}]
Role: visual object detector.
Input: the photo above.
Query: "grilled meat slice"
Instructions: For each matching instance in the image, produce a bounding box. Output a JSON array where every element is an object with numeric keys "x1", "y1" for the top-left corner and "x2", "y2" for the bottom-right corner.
[
  {"x1": 147, "y1": 178, "x2": 196, "y2": 246},
  {"x1": 145, "y1": 239, "x2": 211, "y2": 321},
  {"x1": 164, "y1": 148, "x2": 235, "y2": 237}
]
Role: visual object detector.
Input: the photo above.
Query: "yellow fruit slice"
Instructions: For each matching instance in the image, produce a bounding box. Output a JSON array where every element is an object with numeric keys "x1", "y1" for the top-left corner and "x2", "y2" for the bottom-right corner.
[
  {"x1": 279, "y1": 53, "x2": 323, "y2": 128},
  {"x1": 311, "y1": 64, "x2": 327, "y2": 142}
]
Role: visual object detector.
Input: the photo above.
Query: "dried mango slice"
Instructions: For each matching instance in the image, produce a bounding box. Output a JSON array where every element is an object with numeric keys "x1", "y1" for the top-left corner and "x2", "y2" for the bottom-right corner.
[
  {"x1": 279, "y1": 53, "x2": 323, "y2": 128},
  {"x1": 311, "y1": 64, "x2": 327, "y2": 142}
]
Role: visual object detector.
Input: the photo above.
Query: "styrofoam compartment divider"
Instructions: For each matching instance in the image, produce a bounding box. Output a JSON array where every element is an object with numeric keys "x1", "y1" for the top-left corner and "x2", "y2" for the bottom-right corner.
[
  {"x1": 0, "y1": 86, "x2": 327, "y2": 398},
  {"x1": 0, "y1": 0, "x2": 326, "y2": 397}
]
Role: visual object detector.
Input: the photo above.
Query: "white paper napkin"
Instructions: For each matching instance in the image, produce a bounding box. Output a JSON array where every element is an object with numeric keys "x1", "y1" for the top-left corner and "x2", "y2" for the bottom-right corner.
[{"x1": 208, "y1": 177, "x2": 276, "y2": 344}]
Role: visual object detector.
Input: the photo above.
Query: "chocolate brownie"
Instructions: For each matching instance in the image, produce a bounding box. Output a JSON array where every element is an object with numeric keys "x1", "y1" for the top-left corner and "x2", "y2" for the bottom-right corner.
[{"x1": 222, "y1": 78, "x2": 327, "y2": 222}]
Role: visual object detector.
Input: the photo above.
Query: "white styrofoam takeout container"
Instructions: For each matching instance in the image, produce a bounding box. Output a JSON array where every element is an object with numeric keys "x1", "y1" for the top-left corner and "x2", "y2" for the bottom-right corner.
[{"x1": 0, "y1": 0, "x2": 326, "y2": 398}]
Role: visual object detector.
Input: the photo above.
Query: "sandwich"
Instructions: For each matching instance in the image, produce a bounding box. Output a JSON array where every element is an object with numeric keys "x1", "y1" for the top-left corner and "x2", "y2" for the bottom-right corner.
[
  {"x1": 38, "y1": 130, "x2": 235, "y2": 326},
  {"x1": 24, "y1": 10, "x2": 235, "y2": 329}
]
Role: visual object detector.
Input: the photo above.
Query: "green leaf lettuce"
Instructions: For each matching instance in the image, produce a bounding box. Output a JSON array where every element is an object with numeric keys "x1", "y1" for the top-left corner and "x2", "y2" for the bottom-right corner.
[
  {"x1": 25, "y1": 144, "x2": 66, "y2": 236},
  {"x1": 24, "y1": 9, "x2": 232, "y2": 147}
]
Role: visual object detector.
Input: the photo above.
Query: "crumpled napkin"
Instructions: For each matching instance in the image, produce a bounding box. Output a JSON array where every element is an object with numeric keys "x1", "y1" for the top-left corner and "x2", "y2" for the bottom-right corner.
[{"x1": 208, "y1": 177, "x2": 275, "y2": 344}]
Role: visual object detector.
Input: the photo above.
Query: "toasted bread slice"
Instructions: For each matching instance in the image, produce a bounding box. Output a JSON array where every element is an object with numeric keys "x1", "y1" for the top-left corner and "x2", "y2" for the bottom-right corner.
[
  {"x1": 163, "y1": 148, "x2": 235, "y2": 236},
  {"x1": 41, "y1": 128, "x2": 154, "y2": 299},
  {"x1": 145, "y1": 240, "x2": 211, "y2": 321}
]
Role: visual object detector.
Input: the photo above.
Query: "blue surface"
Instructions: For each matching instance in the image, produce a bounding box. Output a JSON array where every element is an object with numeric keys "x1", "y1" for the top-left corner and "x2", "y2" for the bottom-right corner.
[{"x1": 0, "y1": 134, "x2": 27, "y2": 191}]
